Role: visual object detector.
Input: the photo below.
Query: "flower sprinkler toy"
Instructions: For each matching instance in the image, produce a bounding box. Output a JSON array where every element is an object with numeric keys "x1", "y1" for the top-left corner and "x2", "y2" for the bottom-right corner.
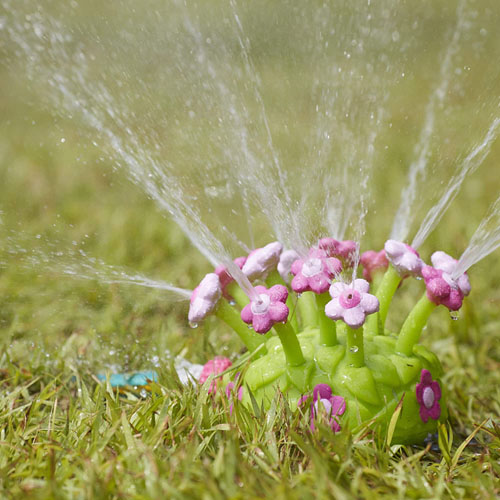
[{"x1": 190, "y1": 240, "x2": 473, "y2": 445}]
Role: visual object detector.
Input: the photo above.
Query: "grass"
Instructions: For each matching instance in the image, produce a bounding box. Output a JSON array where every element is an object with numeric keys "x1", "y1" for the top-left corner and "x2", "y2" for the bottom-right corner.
[{"x1": 1, "y1": 0, "x2": 500, "y2": 498}]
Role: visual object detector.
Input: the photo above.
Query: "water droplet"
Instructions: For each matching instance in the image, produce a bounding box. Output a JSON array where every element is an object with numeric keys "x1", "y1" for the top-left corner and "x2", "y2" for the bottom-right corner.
[
  {"x1": 189, "y1": 321, "x2": 198, "y2": 329},
  {"x1": 140, "y1": 388, "x2": 148, "y2": 398},
  {"x1": 349, "y1": 346, "x2": 359, "y2": 353},
  {"x1": 229, "y1": 300, "x2": 236, "y2": 306},
  {"x1": 450, "y1": 312, "x2": 459, "y2": 321},
  {"x1": 247, "y1": 325, "x2": 253, "y2": 330}
]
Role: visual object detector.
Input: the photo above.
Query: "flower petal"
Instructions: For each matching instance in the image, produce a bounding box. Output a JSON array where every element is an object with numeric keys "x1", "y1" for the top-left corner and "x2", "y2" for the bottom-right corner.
[
  {"x1": 313, "y1": 384, "x2": 332, "y2": 401},
  {"x1": 431, "y1": 251, "x2": 457, "y2": 274},
  {"x1": 343, "y1": 306, "x2": 366, "y2": 329},
  {"x1": 420, "y1": 369, "x2": 433, "y2": 385},
  {"x1": 308, "y1": 273, "x2": 330, "y2": 294},
  {"x1": 330, "y1": 395, "x2": 346, "y2": 416},
  {"x1": 419, "y1": 405, "x2": 430, "y2": 424},
  {"x1": 252, "y1": 313, "x2": 273, "y2": 334},
  {"x1": 428, "y1": 402, "x2": 441, "y2": 420},
  {"x1": 416, "y1": 383, "x2": 424, "y2": 405},
  {"x1": 430, "y1": 381, "x2": 441, "y2": 401},
  {"x1": 329, "y1": 281, "x2": 347, "y2": 298},
  {"x1": 268, "y1": 302, "x2": 289, "y2": 322},
  {"x1": 291, "y1": 273, "x2": 309, "y2": 293},
  {"x1": 324, "y1": 297, "x2": 343, "y2": 320},
  {"x1": 457, "y1": 274, "x2": 471, "y2": 296},
  {"x1": 325, "y1": 257, "x2": 342, "y2": 276},
  {"x1": 353, "y1": 279, "x2": 370, "y2": 294},
  {"x1": 268, "y1": 284, "x2": 288, "y2": 303},
  {"x1": 290, "y1": 258, "x2": 304, "y2": 276},
  {"x1": 359, "y1": 293, "x2": 379, "y2": 314},
  {"x1": 240, "y1": 304, "x2": 253, "y2": 324}
]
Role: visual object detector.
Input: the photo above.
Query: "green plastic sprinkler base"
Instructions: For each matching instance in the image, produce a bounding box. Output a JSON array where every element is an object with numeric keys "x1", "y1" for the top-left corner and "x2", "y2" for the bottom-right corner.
[{"x1": 229, "y1": 327, "x2": 446, "y2": 445}]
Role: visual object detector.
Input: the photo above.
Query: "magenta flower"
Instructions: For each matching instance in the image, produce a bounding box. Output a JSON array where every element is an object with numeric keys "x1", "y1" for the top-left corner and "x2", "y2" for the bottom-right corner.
[
  {"x1": 298, "y1": 383, "x2": 346, "y2": 432},
  {"x1": 360, "y1": 249, "x2": 389, "y2": 282},
  {"x1": 240, "y1": 285, "x2": 289, "y2": 334},
  {"x1": 290, "y1": 248, "x2": 342, "y2": 294},
  {"x1": 416, "y1": 369, "x2": 441, "y2": 423},
  {"x1": 242, "y1": 241, "x2": 283, "y2": 281},
  {"x1": 199, "y1": 356, "x2": 232, "y2": 393},
  {"x1": 431, "y1": 251, "x2": 471, "y2": 297},
  {"x1": 277, "y1": 249, "x2": 300, "y2": 283},
  {"x1": 325, "y1": 279, "x2": 379, "y2": 329},
  {"x1": 214, "y1": 256, "x2": 247, "y2": 298},
  {"x1": 188, "y1": 273, "x2": 222, "y2": 323},
  {"x1": 384, "y1": 240, "x2": 423, "y2": 277},
  {"x1": 319, "y1": 238, "x2": 357, "y2": 265},
  {"x1": 421, "y1": 265, "x2": 464, "y2": 311}
]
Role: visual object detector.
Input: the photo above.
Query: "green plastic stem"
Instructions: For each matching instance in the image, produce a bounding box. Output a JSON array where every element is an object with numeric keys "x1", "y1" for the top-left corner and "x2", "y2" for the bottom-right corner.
[
  {"x1": 345, "y1": 325, "x2": 365, "y2": 368},
  {"x1": 273, "y1": 322, "x2": 306, "y2": 367},
  {"x1": 371, "y1": 271, "x2": 385, "y2": 295},
  {"x1": 226, "y1": 282, "x2": 249, "y2": 309},
  {"x1": 396, "y1": 293, "x2": 437, "y2": 356},
  {"x1": 297, "y1": 291, "x2": 318, "y2": 329},
  {"x1": 216, "y1": 300, "x2": 266, "y2": 353},
  {"x1": 316, "y1": 292, "x2": 337, "y2": 346},
  {"x1": 265, "y1": 270, "x2": 283, "y2": 287},
  {"x1": 374, "y1": 265, "x2": 402, "y2": 333}
]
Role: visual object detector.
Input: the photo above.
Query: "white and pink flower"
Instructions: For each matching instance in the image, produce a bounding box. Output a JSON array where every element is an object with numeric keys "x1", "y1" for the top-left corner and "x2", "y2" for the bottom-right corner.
[
  {"x1": 290, "y1": 248, "x2": 342, "y2": 295},
  {"x1": 188, "y1": 273, "x2": 222, "y2": 323},
  {"x1": 242, "y1": 241, "x2": 283, "y2": 281},
  {"x1": 325, "y1": 279, "x2": 379, "y2": 329},
  {"x1": 240, "y1": 285, "x2": 289, "y2": 334},
  {"x1": 384, "y1": 240, "x2": 423, "y2": 277}
]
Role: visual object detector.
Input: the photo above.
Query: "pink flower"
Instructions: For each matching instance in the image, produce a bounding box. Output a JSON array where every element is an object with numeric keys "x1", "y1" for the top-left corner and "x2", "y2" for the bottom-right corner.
[
  {"x1": 290, "y1": 248, "x2": 342, "y2": 294},
  {"x1": 416, "y1": 369, "x2": 441, "y2": 423},
  {"x1": 431, "y1": 251, "x2": 471, "y2": 297},
  {"x1": 325, "y1": 279, "x2": 379, "y2": 329},
  {"x1": 384, "y1": 240, "x2": 423, "y2": 277},
  {"x1": 277, "y1": 249, "x2": 300, "y2": 283},
  {"x1": 242, "y1": 241, "x2": 283, "y2": 281},
  {"x1": 214, "y1": 256, "x2": 247, "y2": 298},
  {"x1": 319, "y1": 238, "x2": 357, "y2": 266},
  {"x1": 298, "y1": 384, "x2": 346, "y2": 432},
  {"x1": 188, "y1": 273, "x2": 222, "y2": 323},
  {"x1": 360, "y1": 249, "x2": 389, "y2": 282},
  {"x1": 421, "y1": 266, "x2": 464, "y2": 311},
  {"x1": 240, "y1": 285, "x2": 289, "y2": 334},
  {"x1": 199, "y1": 356, "x2": 232, "y2": 393}
]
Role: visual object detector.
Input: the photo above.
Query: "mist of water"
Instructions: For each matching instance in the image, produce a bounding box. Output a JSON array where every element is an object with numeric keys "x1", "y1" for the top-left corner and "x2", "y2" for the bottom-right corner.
[
  {"x1": 1, "y1": 0, "x2": 499, "y2": 292},
  {"x1": 453, "y1": 194, "x2": 500, "y2": 278},
  {"x1": 0, "y1": 233, "x2": 191, "y2": 300},
  {"x1": 412, "y1": 117, "x2": 500, "y2": 250},
  {"x1": 391, "y1": 0, "x2": 467, "y2": 243}
]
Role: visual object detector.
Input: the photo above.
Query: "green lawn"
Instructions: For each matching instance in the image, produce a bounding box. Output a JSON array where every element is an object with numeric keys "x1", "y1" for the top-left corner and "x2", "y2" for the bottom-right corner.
[{"x1": 0, "y1": 1, "x2": 499, "y2": 498}]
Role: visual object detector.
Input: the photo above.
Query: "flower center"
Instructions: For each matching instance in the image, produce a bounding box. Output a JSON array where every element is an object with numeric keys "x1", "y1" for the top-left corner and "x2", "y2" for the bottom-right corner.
[
  {"x1": 423, "y1": 386, "x2": 435, "y2": 409},
  {"x1": 339, "y1": 289, "x2": 361, "y2": 309},
  {"x1": 251, "y1": 293, "x2": 270, "y2": 315},
  {"x1": 302, "y1": 258, "x2": 323, "y2": 277},
  {"x1": 314, "y1": 398, "x2": 332, "y2": 416}
]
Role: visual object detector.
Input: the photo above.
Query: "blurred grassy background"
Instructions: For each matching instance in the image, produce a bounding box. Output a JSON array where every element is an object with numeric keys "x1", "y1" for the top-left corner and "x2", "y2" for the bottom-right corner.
[{"x1": 0, "y1": 0, "x2": 499, "y2": 497}]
